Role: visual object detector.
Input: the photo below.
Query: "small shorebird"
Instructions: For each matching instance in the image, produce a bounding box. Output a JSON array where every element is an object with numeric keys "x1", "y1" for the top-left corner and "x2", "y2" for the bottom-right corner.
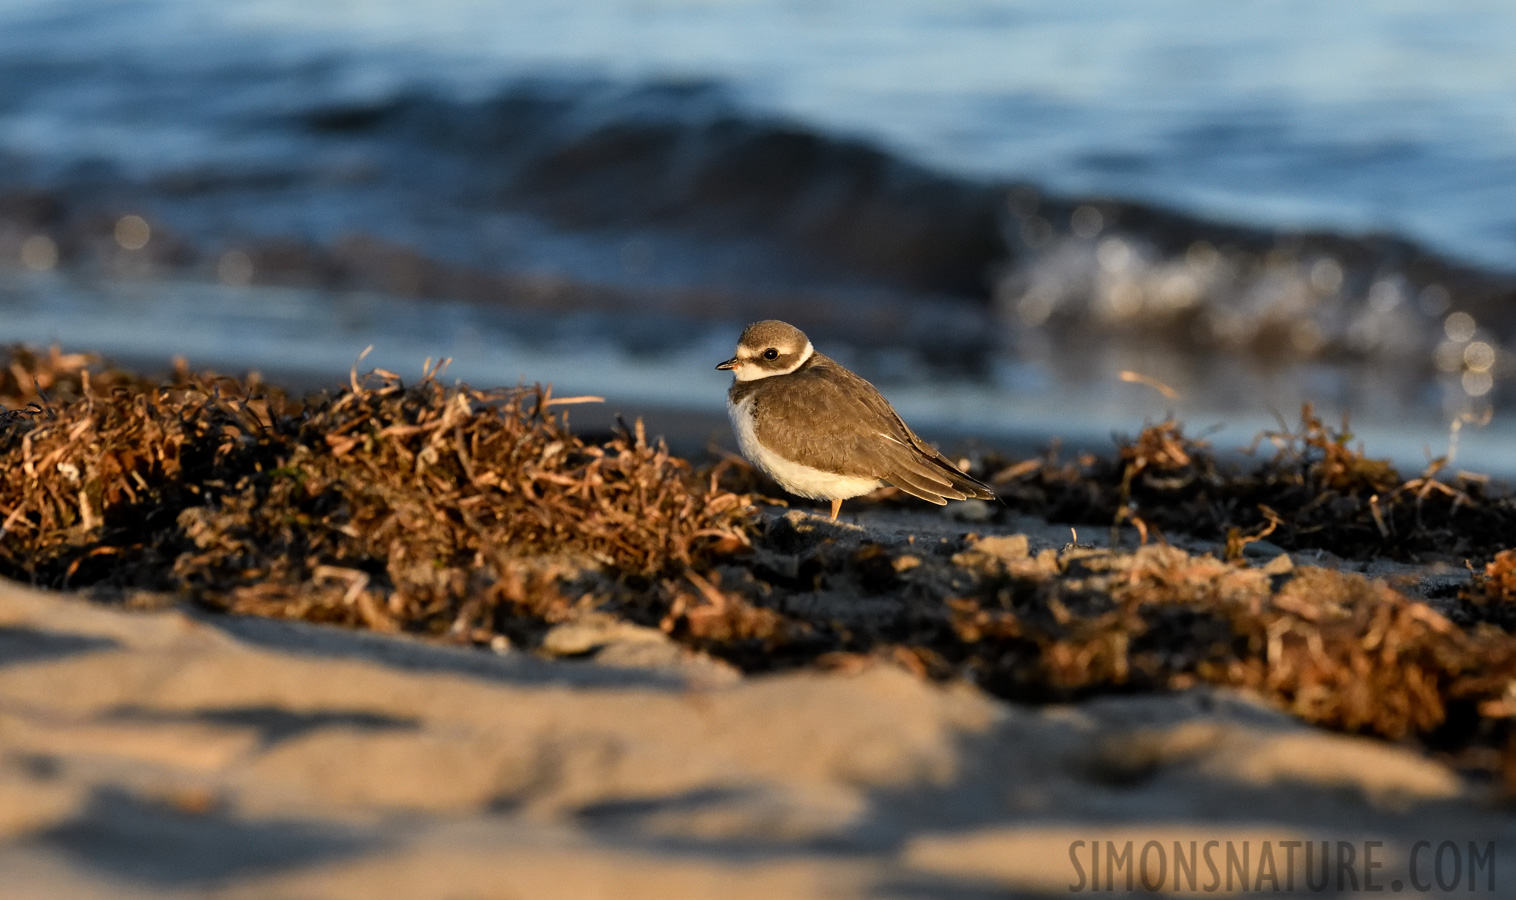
[{"x1": 717, "y1": 319, "x2": 997, "y2": 520}]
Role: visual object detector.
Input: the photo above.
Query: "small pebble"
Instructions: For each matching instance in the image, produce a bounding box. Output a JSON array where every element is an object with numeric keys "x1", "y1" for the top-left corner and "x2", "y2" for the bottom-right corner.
[{"x1": 947, "y1": 499, "x2": 993, "y2": 523}]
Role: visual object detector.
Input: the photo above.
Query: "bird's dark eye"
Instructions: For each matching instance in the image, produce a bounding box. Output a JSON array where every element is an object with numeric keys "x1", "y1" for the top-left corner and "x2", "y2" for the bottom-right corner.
[{"x1": 762, "y1": 348, "x2": 779, "y2": 360}]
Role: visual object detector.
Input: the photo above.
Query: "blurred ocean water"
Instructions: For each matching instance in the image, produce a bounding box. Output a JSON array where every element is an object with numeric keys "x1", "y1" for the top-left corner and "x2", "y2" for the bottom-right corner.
[
  {"x1": 2, "y1": 0, "x2": 1516, "y2": 470},
  {"x1": 3, "y1": 0, "x2": 1514, "y2": 266}
]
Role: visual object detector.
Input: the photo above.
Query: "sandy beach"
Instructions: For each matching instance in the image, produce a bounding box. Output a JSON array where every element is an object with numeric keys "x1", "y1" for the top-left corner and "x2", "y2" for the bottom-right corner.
[
  {"x1": 5, "y1": 342, "x2": 1516, "y2": 895},
  {"x1": 6, "y1": 5, "x2": 1516, "y2": 892},
  {"x1": 4, "y1": 508, "x2": 1512, "y2": 898}
]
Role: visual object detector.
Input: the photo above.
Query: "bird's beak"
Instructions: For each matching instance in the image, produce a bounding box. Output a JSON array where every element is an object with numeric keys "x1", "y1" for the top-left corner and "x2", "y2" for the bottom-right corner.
[{"x1": 715, "y1": 357, "x2": 738, "y2": 371}]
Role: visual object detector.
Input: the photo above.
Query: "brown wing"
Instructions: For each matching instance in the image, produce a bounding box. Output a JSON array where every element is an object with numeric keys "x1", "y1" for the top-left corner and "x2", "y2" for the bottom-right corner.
[{"x1": 749, "y1": 355, "x2": 998, "y2": 505}]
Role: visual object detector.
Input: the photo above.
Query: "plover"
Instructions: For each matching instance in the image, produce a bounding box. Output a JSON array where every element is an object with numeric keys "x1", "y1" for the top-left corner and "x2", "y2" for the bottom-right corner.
[{"x1": 717, "y1": 320, "x2": 997, "y2": 520}]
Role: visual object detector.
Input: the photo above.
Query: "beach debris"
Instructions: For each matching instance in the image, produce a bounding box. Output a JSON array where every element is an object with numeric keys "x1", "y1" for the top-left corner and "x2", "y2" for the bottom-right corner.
[{"x1": 6, "y1": 343, "x2": 1516, "y2": 790}]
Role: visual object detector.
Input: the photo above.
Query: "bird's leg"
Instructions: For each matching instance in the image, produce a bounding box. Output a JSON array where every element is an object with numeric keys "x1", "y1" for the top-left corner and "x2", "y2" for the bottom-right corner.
[{"x1": 829, "y1": 498, "x2": 842, "y2": 521}]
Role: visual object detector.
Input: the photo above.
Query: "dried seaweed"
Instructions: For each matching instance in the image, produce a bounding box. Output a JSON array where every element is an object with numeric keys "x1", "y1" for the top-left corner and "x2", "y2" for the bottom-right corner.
[
  {"x1": 988, "y1": 403, "x2": 1516, "y2": 561},
  {"x1": 0, "y1": 346, "x2": 754, "y2": 644},
  {"x1": 948, "y1": 545, "x2": 1508, "y2": 738},
  {"x1": 8, "y1": 344, "x2": 1516, "y2": 791}
]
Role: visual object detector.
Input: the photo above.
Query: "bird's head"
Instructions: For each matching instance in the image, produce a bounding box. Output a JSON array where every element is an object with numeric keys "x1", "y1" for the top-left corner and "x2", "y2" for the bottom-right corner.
[{"x1": 716, "y1": 320, "x2": 814, "y2": 381}]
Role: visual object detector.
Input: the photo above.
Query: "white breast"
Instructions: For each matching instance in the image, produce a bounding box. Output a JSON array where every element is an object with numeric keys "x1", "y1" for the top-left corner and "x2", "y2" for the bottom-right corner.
[{"x1": 727, "y1": 394, "x2": 882, "y2": 501}]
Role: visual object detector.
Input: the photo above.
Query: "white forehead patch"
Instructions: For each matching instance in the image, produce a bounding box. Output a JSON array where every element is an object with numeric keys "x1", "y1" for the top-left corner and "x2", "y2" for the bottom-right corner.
[{"x1": 732, "y1": 340, "x2": 814, "y2": 382}]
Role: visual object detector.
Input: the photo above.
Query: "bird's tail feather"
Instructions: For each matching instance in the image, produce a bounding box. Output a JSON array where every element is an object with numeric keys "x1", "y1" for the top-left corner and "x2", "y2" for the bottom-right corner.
[
  {"x1": 919, "y1": 451, "x2": 998, "y2": 501},
  {"x1": 880, "y1": 447, "x2": 998, "y2": 505},
  {"x1": 897, "y1": 433, "x2": 997, "y2": 501},
  {"x1": 886, "y1": 467, "x2": 957, "y2": 505}
]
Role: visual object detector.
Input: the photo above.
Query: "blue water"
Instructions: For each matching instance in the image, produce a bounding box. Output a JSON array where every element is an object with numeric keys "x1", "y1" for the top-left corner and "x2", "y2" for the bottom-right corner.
[
  {"x1": 3, "y1": 0, "x2": 1515, "y2": 269},
  {"x1": 4, "y1": 0, "x2": 1516, "y2": 473}
]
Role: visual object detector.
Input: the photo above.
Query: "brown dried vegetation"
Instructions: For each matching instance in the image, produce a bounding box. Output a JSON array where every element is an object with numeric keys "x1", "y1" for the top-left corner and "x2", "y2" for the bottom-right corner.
[
  {"x1": 991, "y1": 404, "x2": 1516, "y2": 561},
  {"x1": 0, "y1": 346, "x2": 755, "y2": 645},
  {"x1": 949, "y1": 543, "x2": 1514, "y2": 740},
  {"x1": 8, "y1": 345, "x2": 1516, "y2": 787}
]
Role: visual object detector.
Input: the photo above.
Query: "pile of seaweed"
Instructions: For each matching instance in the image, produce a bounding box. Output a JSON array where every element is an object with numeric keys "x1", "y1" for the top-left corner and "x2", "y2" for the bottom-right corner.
[
  {"x1": 0, "y1": 345, "x2": 754, "y2": 645},
  {"x1": 980, "y1": 408, "x2": 1516, "y2": 562},
  {"x1": 7, "y1": 344, "x2": 1516, "y2": 788}
]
